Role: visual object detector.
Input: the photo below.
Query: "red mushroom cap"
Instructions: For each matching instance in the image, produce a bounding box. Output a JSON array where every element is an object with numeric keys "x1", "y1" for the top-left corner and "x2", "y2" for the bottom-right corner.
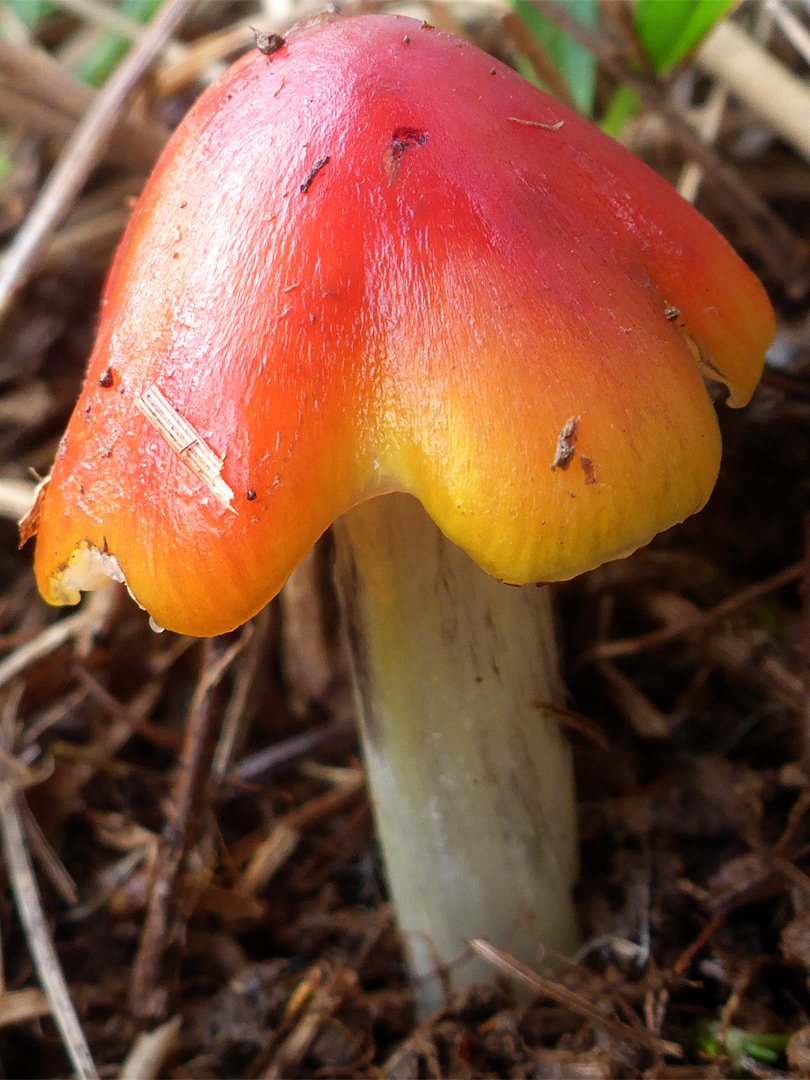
[{"x1": 30, "y1": 14, "x2": 775, "y2": 636}]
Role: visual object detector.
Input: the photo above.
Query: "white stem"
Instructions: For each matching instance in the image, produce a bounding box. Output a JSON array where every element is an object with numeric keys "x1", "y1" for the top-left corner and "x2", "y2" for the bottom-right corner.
[{"x1": 333, "y1": 494, "x2": 580, "y2": 1014}]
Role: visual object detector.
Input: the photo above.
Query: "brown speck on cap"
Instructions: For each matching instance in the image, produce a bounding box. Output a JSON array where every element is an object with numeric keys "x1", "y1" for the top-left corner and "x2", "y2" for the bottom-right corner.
[
  {"x1": 252, "y1": 28, "x2": 286, "y2": 57},
  {"x1": 386, "y1": 127, "x2": 428, "y2": 183},
  {"x1": 551, "y1": 416, "x2": 580, "y2": 471}
]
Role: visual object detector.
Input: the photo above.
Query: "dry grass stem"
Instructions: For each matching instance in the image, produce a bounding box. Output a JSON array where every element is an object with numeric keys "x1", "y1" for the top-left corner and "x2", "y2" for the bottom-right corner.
[
  {"x1": 20, "y1": 801, "x2": 79, "y2": 907},
  {"x1": 129, "y1": 638, "x2": 243, "y2": 1020},
  {"x1": 237, "y1": 822, "x2": 300, "y2": 896},
  {"x1": 227, "y1": 717, "x2": 357, "y2": 788},
  {"x1": 0, "y1": 986, "x2": 50, "y2": 1028},
  {"x1": 0, "y1": 717, "x2": 98, "y2": 1079},
  {"x1": 118, "y1": 1015, "x2": 183, "y2": 1080},
  {"x1": 0, "y1": 606, "x2": 106, "y2": 693},
  {"x1": 0, "y1": 0, "x2": 195, "y2": 320},
  {"x1": 43, "y1": 208, "x2": 133, "y2": 267},
  {"x1": 596, "y1": 658, "x2": 671, "y2": 738},
  {"x1": 588, "y1": 561, "x2": 802, "y2": 661},
  {"x1": 0, "y1": 40, "x2": 165, "y2": 169},
  {"x1": 0, "y1": 39, "x2": 96, "y2": 122},
  {"x1": 646, "y1": 591, "x2": 804, "y2": 710},
  {"x1": 212, "y1": 610, "x2": 271, "y2": 778},
  {"x1": 677, "y1": 81, "x2": 730, "y2": 203},
  {"x1": 696, "y1": 19, "x2": 810, "y2": 166},
  {"x1": 154, "y1": 19, "x2": 259, "y2": 95},
  {"x1": 766, "y1": 0, "x2": 810, "y2": 67},
  {"x1": 471, "y1": 939, "x2": 682, "y2": 1058}
]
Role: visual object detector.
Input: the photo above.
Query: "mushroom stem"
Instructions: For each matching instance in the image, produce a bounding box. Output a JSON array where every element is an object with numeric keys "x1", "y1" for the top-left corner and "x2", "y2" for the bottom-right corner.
[{"x1": 333, "y1": 493, "x2": 580, "y2": 1014}]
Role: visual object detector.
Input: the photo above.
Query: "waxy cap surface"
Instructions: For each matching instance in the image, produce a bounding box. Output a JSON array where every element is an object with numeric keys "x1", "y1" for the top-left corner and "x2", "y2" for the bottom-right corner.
[{"x1": 31, "y1": 14, "x2": 775, "y2": 636}]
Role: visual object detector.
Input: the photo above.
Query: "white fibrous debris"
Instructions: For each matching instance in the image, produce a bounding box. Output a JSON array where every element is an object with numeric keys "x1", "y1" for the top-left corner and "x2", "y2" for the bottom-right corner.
[
  {"x1": 136, "y1": 386, "x2": 235, "y2": 511},
  {"x1": 55, "y1": 543, "x2": 126, "y2": 602}
]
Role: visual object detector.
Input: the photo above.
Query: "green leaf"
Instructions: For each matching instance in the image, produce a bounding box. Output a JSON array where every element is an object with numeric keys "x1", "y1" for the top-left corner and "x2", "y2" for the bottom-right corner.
[
  {"x1": 71, "y1": 0, "x2": 164, "y2": 86},
  {"x1": 4, "y1": 0, "x2": 56, "y2": 29},
  {"x1": 693, "y1": 1022, "x2": 790, "y2": 1073},
  {"x1": 599, "y1": 84, "x2": 641, "y2": 138},
  {"x1": 511, "y1": 0, "x2": 599, "y2": 116},
  {"x1": 635, "y1": 0, "x2": 737, "y2": 73},
  {"x1": 599, "y1": 0, "x2": 737, "y2": 135}
]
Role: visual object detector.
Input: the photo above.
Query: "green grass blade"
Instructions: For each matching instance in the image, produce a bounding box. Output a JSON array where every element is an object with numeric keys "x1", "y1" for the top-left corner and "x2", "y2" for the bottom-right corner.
[
  {"x1": 71, "y1": 0, "x2": 164, "y2": 86},
  {"x1": 4, "y1": 0, "x2": 56, "y2": 29},
  {"x1": 511, "y1": 0, "x2": 599, "y2": 116},
  {"x1": 635, "y1": 0, "x2": 737, "y2": 73}
]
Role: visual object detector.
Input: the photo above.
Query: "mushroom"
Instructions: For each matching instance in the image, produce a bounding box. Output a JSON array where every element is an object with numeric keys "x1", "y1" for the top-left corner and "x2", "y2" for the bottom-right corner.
[{"x1": 27, "y1": 14, "x2": 774, "y2": 1011}]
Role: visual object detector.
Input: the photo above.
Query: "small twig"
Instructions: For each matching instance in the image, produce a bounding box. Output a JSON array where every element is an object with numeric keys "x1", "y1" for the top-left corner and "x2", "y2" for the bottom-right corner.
[
  {"x1": 129, "y1": 638, "x2": 242, "y2": 1020},
  {"x1": 531, "y1": 697, "x2": 611, "y2": 751},
  {"x1": 674, "y1": 0, "x2": 780, "y2": 205},
  {"x1": 212, "y1": 611, "x2": 270, "y2": 778},
  {"x1": 0, "y1": 707, "x2": 99, "y2": 1079},
  {"x1": 692, "y1": 2, "x2": 774, "y2": 195},
  {"x1": 75, "y1": 666, "x2": 181, "y2": 752},
  {"x1": 596, "y1": 658, "x2": 671, "y2": 738},
  {"x1": 21, "y1": 801, "x2": 79, "y2": 906},
  {"x1": 0, "y1": 607, "x2": 104, "y2": 693},
  {"x1": 641, "y1": 592, "x2": 804, "y2": 712},
  {"x1": 672, "y1": 914, "x2": 724, "y2": 977},
  {"x1": 236, "y1": 822, "x2": 299, "y2": 897},
  {"x1": 586, "y1": 561, "x2": 802, "y2": 662},
  {"x1": 0, "y1": 0, "x2": 195, "y2": 320},
  {"x1": 471, "y1": 939, "x2": 682, "y2": 1058},
  {"x1": 228, "y1": 774, "x2": 364, "y2": 869},
  {"x1": 226, "y1": 716, "x2": 357, "y2": 788}
]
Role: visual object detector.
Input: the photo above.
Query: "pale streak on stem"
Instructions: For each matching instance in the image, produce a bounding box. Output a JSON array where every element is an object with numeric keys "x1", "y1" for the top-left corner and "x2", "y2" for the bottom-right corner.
[{"x1": 135, "y1": 386, "x2": 236, "y2": 512}]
